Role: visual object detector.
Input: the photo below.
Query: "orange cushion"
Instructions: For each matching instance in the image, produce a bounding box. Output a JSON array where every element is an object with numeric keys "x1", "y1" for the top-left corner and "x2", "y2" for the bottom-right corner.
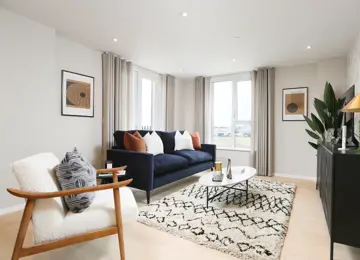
[
  {"x1": 190, "y1": 132, "x2": 201, "y2": 150},
  {"x1": 124, "y1": 131, "x2": 146, "y2": 152}
]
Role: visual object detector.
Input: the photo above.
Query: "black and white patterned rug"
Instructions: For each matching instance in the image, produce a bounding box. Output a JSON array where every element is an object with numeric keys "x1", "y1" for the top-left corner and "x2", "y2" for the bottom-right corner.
[{"x1": 138, "y1": 178, "x2": 296, "y2": 260}]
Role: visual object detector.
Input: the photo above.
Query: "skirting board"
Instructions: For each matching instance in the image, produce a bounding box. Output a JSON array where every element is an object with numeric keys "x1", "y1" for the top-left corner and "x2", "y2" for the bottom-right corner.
[
  {"x1": 274, "y1": 173, "x2": 316, "y2": 182},
  {"x1": 0, "y1": 203, "x2": 24, "y2": 216}
]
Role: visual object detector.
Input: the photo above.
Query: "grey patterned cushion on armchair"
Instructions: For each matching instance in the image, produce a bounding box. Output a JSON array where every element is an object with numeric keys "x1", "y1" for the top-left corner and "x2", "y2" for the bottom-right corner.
[{"x1": 55, "y1": 148, "x2": 96, "y2": 213}]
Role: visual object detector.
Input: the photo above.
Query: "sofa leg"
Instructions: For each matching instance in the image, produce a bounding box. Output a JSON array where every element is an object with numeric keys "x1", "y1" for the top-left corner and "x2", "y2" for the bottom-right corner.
[{"x1": 146, "y1": 191, "x2": 150, "y2": 204}]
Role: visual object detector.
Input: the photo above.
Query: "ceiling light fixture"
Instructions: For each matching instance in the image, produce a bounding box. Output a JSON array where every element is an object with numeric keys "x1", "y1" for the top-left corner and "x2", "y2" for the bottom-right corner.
[
  {"x1": 232, "y1": 59, "x2": 236, "y2": 62},
  {"x1": 307, "y1": 45, "x2": 312, "y2": 50},
  {"x1": 113, "y1": 38, "x2": 118, "y2": 42},
  {"x1": 182, "y1": 12, "x2": 188, "y2": 17}
]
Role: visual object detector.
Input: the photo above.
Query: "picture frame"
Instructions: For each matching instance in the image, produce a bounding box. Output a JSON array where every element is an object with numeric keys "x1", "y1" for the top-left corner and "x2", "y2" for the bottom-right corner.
[
  {"x1": 282, "y1": 87, "x2": 308, "y2": 121},
  {"x1": 61, "y1": 70, "x2": 95, "y2": 117}
]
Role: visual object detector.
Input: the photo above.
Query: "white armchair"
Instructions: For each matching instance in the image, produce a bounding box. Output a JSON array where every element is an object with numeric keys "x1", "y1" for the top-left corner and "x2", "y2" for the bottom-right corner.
[{"x1": 7, "y1": 153, "x2": 138, "y2": 260}]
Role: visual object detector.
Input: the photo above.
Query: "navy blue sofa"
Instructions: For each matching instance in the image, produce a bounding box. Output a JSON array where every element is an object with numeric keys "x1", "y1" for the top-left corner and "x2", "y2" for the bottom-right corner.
[{"x1": 107, "y1": 130, "x2": 216, "y2": 204}]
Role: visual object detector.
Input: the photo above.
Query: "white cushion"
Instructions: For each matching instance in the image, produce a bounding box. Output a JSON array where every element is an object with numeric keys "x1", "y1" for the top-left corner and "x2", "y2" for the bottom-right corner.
[
  {"x1": 175, "y1": 130, "x2": 194, "y2": 151},
  {"x1": 34, "y1": 187, "x2": 138, "y2": 244},
  {"x1": 143, "y1": 131, "x2": 164, "y2": 155},
  {"x1": 11, "y1": 153, "x2": 66, "y2": 243},
  {"x1": 11, "y1": 153, "x2": 61, "y2": 193}
]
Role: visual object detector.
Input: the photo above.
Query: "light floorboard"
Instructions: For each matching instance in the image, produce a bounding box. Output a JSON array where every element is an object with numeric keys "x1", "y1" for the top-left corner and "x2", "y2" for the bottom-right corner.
[{"x1": 1, "y1": 175, "x2": 359, "y2": 260}]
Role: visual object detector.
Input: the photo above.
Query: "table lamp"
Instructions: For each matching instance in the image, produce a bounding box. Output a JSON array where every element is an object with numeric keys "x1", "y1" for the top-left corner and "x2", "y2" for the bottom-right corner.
[{"x1": 341, "y1": 93, "x2": 360, "y2": 150}]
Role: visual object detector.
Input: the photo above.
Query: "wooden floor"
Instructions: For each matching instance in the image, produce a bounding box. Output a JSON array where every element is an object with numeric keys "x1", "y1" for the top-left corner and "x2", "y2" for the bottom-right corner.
[{"x1": 1, "y1": 175, "x2": 360, "y2": 260}]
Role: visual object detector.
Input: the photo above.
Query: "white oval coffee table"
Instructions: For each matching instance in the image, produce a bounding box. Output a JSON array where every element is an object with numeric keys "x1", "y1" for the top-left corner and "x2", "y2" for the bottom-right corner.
[{"x1": 199, "y1": 166, "x2": 257, "y2": 207}]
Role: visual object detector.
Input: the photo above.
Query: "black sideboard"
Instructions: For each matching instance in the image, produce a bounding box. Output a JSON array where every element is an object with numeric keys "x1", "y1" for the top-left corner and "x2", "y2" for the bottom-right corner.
[{"x1": 317, "y1": 142, "x2": 360, "y2": 260}]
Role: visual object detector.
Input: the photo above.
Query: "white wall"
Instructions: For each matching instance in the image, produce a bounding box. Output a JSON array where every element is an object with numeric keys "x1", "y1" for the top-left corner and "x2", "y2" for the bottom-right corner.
[
  {"x1": 0, "y1": 8, "x2": 102, "y2": 210},
  {"x1": 274, "y1": 57, "x2": 347, "y2": 179},
  {"x1": 347, "y1": 32, "x2": 360, "y2": 139},
  {"x1": 348, "y1": 32, "x2": 360, "y2": 90}
]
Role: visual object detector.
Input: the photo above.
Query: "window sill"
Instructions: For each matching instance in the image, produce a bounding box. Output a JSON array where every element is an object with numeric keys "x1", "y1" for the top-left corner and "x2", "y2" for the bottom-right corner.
[{"x1": 216, "y1": 147, "x2": 251, "y2": 152}]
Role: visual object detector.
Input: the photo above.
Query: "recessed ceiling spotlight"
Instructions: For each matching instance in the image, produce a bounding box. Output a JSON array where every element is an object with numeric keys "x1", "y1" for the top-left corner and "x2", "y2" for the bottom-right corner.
[
  {"x1": 113, "y1": 38, "x2": 118, "y2": 42},
  {"x1": 306, "y1": 45, "x2": 312, "y2": 50},
  {"x1": 232, "y1": 58, "x2": 236, "y2": 62},
  {"x1": 179, "y1": 69, "x2": 183, "y2": 72},
  {"x1": 182, "y1": 12, "x2": 188, "y2": 17}
]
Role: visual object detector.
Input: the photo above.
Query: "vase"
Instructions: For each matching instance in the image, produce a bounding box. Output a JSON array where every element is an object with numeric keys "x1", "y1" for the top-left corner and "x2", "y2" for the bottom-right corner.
[{"x1": 326, "y1": 128, "x2": 341, "y2": 144}]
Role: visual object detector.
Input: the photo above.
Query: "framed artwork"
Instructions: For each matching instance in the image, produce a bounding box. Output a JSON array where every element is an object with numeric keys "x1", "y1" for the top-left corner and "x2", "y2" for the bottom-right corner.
[
  {"x1": 282, "y1": 87, "x2": 308, "y2": 121},
  {"x1": 61, "y1": 70, "x2": 94, "y2": 117}
]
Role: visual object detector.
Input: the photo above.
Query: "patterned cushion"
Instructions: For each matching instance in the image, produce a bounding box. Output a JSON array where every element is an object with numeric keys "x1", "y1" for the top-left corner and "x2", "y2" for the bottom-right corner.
[{"x1": 55, "y1": 148, "x2": 96, "y2": 213}]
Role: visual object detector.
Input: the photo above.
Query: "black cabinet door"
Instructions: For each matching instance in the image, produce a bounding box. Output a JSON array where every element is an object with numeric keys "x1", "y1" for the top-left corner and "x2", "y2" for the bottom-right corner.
[{"x1": 318, "y1": 145, "x2": 333, "y2": 233}]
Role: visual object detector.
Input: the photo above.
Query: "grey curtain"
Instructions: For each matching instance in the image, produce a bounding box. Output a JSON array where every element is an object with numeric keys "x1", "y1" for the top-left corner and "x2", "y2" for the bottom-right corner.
[
  {"x1": 251, "y1": 68, "x2": 274, "y2": 176},
  {"x1": 194, "y1": 76, "x2": 211, "y2": 143},
  {"x1": 102, "y1": 53, "x2": 133, "y2": 160},
  {"x1": 165, "y1": 75, "x2": 175, "y2": 131},
  {"x1": 195, "y1": 77, "x2": 205, "y2": 142}
]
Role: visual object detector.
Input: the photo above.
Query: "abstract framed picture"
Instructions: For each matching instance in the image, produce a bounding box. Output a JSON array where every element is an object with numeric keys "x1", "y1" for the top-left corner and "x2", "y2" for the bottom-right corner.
[
  {"x1": 61, "y1": 70, "x2": 94, "y2": 117},
  {"x1": 282, "y1": 87, "x2": 308, "y2": 121}
]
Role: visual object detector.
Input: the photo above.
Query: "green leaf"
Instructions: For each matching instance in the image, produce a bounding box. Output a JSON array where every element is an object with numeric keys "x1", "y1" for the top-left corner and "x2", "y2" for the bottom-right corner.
[
  {"x1": 334, "y1": 111, "x2": 344, "y2": 129},
  {"x1": 306, "y1": 129, "x2": 320, "y2": 140},
  {"x1": 314, "y1": 98, "x2": 330, "y2": 126},
  {"x1": 314, "y1": 98, "x2": 327, "y2": 111},
  {"x1": 337, "y1": 97, "x2": 346, "y2": 111},
  {"x1": 304, "y1": 115, "x2": 316, "y2": 131},
  {"x1": 324, "y1": 82, "x2": 336, "y2": 115},
  {"x1": 311, "y1": 113, "x2": 325, "y2": 134},
  {"x1": 308, "y1": 141, "x2": 318, "y2": 150}
]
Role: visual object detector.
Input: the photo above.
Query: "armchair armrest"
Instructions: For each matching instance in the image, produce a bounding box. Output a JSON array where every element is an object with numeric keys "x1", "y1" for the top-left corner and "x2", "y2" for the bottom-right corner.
[
  {"x1": 7, "y1": 179, "x2": 132, "y2": 199},
  {"x1": 201, "y1": 144, "x2": 216, "y2": 164},
  {"x1": 107, "y1": 149, "x2": 154, "y2": 191}
]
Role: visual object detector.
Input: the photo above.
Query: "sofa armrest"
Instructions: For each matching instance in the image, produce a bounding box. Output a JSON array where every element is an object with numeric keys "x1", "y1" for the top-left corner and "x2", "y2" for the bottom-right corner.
[
  {"x1": 107, "y1": 149, "x2": 154, "y2": 191},
  {"x1": 201, "y1": 144, "x2": 216, "y2": 164}
]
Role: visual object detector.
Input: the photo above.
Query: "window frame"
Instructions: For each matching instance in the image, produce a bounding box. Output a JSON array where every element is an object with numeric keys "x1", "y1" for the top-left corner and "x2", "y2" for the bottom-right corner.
[
  {"x1": 132, "y1": 67, "x2": 159, "y2": 130},
  {"x1": 210, "y1": 72, "x2": 252, "y2": 151}
]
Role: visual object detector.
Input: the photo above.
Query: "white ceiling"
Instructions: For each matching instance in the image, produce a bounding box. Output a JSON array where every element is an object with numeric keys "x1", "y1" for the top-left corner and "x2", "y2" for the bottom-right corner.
[{"x1": 1, "y1": 0, "x2": 360, "y2": 78}]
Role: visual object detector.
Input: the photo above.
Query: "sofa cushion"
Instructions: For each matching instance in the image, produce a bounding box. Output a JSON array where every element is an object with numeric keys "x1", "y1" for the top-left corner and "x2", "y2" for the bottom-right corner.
[
  {"x1": 154, "y1": 154, "x2": 189, "y2": 176},
  {"x1": 124, "y1": 131, "x2": 146, "y2": 152},
  {"x1": 143, "y1": 131, "x2": 164, "y2": 155},
  {"x1": 173, "y1": 150, "x2": 213, "y2": 165},
  {"x1": 175, "y1": 130, "x2": 194, "y2": 151},
  {"x1": 190, "y1": 132, "x2": 202, "y2": 150},
  {"x1": 55, "y1": 148, "x2": 96, "y2": 213},
  {"x1": 114, "y1": 130, "x2": 152, "y2": 149}
]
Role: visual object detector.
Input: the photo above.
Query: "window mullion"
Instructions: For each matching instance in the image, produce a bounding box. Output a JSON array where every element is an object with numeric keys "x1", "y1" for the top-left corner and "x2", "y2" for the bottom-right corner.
[{"x1": 232, "y1": 81, "x2": 237, "y2": 148}]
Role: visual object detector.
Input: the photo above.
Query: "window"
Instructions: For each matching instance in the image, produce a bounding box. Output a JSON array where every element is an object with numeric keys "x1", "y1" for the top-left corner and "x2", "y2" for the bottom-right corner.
[
  {"x1": 140, "y1": 78, "x2": 153, "y2": 129},
  {"x1": 211, "y1": 74, "x2": 252, "y2": 150},
  {"x1": 133, "y1": 67, "x2": 164, "y2": 130}
]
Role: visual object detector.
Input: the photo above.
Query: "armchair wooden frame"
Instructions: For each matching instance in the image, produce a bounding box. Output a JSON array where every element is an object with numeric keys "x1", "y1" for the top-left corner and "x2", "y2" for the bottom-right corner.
[{"x1": 7, "y1": 166, "x2": 131, "y2": 260}]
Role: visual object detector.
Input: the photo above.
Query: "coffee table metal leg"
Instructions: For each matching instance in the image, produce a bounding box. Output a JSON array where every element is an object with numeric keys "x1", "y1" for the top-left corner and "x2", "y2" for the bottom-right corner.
[
  {"x1": 206, "y1": 187, "x2": 209, "y2": 208},
  {"x1": 246, "y1": 180, "x2": 249, "y2": 201}
]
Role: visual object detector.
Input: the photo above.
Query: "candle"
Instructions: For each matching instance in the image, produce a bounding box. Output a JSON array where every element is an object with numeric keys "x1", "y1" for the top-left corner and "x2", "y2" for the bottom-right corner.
[{"x1": 342, "y1": 125, "x2": 347, "y2": 149}]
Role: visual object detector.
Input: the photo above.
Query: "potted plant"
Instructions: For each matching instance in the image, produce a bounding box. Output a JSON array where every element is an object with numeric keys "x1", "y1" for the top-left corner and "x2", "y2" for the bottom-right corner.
[{"x1": 304, "y1": 82, "x2": 346, "y2": 150}]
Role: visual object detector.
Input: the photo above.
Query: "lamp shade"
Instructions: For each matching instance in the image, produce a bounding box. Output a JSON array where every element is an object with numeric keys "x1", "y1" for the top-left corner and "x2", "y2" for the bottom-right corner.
[{"x1": 342, "y1": 94, "x2": 360, "y2": 112}]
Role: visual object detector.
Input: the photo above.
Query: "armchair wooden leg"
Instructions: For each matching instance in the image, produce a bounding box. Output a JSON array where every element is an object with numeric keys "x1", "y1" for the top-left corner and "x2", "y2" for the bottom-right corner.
[
  {"x1": 113, "y1": 188, "x2": 125, "y2": 260},
  {"x1": 12, "y1": 199, "x2": 35, "y2": 260}
]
